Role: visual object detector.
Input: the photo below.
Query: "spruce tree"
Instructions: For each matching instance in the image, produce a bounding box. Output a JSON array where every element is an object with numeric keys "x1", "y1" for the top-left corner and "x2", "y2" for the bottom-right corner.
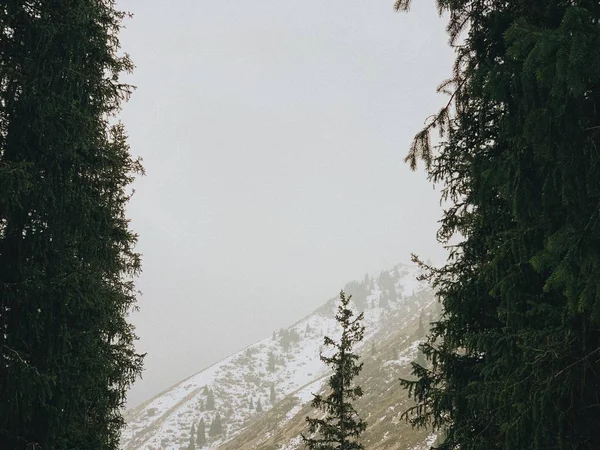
[
  {"x1": 188, "y1": 423, "x2": 196, "y2": 450},
  {"x1": 270, "y1": 384, "x2": 276, "y2": 404},
  {"x1": 256, "y1": 397, "x2": 263, "y2": 413},
  {"x1": 196, "y1": 418, "x2": 206, "y2": 447},
  {"x1": 302, "y1": 291, "x2": 367, "y2": 450},
  {"x1": 378, "y1": 292, "x2": 389, "y2": 309},
  {"x1": 414, "y1": 311, "x2": 425, "y2": 339},
  {"x1": 208, "y1": 413, "x2": 222, "y2": 437},
  {"x1": 397, "y1": 1, "x2": 600, "y2": 449},
  {"x1": 268, "y1": 351, "x2": 276, "y2": 372},
  {"x1": 206, "y1": 388, "x2": 215, "y2": 410},
  {"x1": 0, "y1": 2, "x2": 143, "y2": 449}
]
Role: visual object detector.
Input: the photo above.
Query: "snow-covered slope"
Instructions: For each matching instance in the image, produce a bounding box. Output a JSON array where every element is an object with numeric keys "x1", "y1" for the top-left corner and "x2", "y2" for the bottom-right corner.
[{"x1": 121, "y1": 263, "x2": 438, "y2": 450}]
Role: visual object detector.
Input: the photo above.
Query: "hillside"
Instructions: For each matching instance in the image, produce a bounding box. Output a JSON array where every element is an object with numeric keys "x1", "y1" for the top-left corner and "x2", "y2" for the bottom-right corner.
[{"x1": 121, "y1": 264, "x2": 439, "y2": 450}]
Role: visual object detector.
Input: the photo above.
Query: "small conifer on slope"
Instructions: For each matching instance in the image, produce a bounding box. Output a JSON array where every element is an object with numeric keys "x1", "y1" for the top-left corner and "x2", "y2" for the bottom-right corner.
[{"x1": 302, "y1": 291, "x2": 367, "y2": 450}]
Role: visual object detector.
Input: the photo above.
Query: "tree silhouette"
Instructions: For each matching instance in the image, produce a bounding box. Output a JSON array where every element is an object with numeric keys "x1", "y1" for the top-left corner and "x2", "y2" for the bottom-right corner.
[{"x1": 302, "y1": 291, "x2": 366, "y2": 449}]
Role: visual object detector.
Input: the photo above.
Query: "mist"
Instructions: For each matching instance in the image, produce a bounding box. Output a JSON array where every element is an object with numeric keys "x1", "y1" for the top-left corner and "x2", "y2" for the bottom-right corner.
[{"x1": 116, "y1": 0, "x2": 454, "y2": 408}]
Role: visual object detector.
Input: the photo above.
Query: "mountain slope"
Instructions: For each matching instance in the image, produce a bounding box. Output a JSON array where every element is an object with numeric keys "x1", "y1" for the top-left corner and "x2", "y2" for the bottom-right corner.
[{"x1": 121, "y1": 264, "x2": 438, "y2": 450}]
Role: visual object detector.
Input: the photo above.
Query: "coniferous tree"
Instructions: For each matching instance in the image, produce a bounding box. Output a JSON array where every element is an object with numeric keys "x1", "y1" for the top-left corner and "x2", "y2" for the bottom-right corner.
[
  {"x1": 280, "y1": 329, "x2": 291, "y2": 351},
  {"x1": 256, "y1": 397, "x2": 263, "y2": 413},
  {"x1": 343, "y1": 280, "x2": 369, "y2": 310},
  {"x1": 196, "y1": 419, "x2": 206, "y2": 447},
  {"x1": 206, "y1": 389, "x2": 215, "y2": 410},
  {"x1": 414, "y1": 311, "x2": 425, "y2": 339},
  {"x1": 397, "y1": 1, "x2": 600, "y2": 449},
  {"x1": 249, "y1": 397, "x2": 254, "y2": 409},
  {"x1": 289, "y1": 328, "x2": 301, "y2": 344},
  {"x1": 208, "y1": 413, "x2": 222, "y2": 437},
  {"x1": 267, "y1": 352, "x2": 276, "y2": 372},
  {"x1": 270, "y1": 384, "x2": 276, "y2": 404},
  {"x1": 188, "y1": 423, "x2": 196, "y2": 450},
  {"x1": 302, "y1": 291, "x2": 367, "y2": 449},
  {"x1": 0, "y1": 2, "x2": 143, "y2": 449},
  {"x1": 378, "y1": 292, "x2": 389, "y2": 309}
]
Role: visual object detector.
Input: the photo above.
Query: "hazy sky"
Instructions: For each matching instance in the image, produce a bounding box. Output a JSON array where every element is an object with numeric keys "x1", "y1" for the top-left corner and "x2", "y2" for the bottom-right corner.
[{"x1": 116, "y1": 0, "x2": 454, "y2": 407}]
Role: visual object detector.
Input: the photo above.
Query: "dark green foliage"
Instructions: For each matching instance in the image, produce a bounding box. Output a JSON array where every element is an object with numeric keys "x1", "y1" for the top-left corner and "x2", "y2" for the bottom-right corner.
[
  {"x1": 302, "y1": 291, "x2": 367, "y2": 450},
  {"x1": 268, "y1": 351, "x2": 276, "y2": 372},
  {"x1": 0, "y1": 2, "x2": 143, "y2": 449},
  {"x1": 378, "y1": 271, "x2": 396, "y2": 307},
  {"x1": 343, "y1": 280, "x2": 370, "y2": 310},
  {"x1": 208, "y1": 413, "x2": 223, "y2": 437},
  {"x1": 397, "y1": 1, "x2": 600, "y2": 449},
  {"x1": 415, "y1": 345, "x2": 427, "y2": 369},
  {"x1": 378, "y1": 293, "x2": 389, "y2": 309},
  {"x1": 414, "y1": 311, "x2": 425, "y2": 339},
  {"x1": 206, "y1": 388, "x2": 215, "y2": 410},
  {"x1": 188, "y1": 423, "x2": 196, "y2": 450},
  {"x1": 270, "y1": 384, "x2": 276, "y2": 404},
  {"x1": 196, "y1": 418, "x2": 206, "y2": 447},
  {"x1": 279, "y1": 328, "x2": 300, "y2": 352}
]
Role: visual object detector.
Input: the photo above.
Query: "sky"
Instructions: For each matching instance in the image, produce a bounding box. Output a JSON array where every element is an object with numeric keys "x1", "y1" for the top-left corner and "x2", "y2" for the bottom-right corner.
[{"x1": 115, "y1": 0, "x2": 455, "y2": 408}]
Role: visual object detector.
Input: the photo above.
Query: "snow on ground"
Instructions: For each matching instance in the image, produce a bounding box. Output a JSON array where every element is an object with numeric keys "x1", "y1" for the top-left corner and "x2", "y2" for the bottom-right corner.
[{"x1": 121, "y1": 263, "x2": 428, "y2": 450}]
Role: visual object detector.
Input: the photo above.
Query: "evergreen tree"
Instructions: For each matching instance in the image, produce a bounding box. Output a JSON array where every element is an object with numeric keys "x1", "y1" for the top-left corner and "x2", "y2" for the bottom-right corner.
[
  {"x1": 256, "y1": 397, "x2": 263, "y2": 413},
  {"x1": 414, "y1": 311, "x2": 425, "y2": 339},
  {"x1": 397, "y1": 1, "x2": 600, "y2": 449},
  {"x1": 208, "y1": 413, "x2": 222, "y2": 437},
  {"x1": 267, "y1": 352, "x2": 276, "y2": 372},
  {"x1": 378, "y1": 292, "x2": 389, "y2": 309},
  {"x1": 196, "y1": 419, "x2": 206, "y2": 447},
  {"x1": 343, "y1": 280, "x2": 369, "y2": 310},
  {"x1": 188, "y1": 423, "x2": 196, "y2": 450},
  {"x1": 302, "y1": 291, "x2": 367, "y2": 449},
  {"x1": 0, "y1": 2, "x2": 143, "y2": 449},
  {"x1": 270, "y1": 384, "x2": 276, "y2": 404},
  {"x1": 206, "y1": 389, "x2": 215, "y2": 410},
  {"x1": 249, "y1": 397, "x2": 254, "y2": 409},
  {"x1": 280, "y1": 329, "x2": 291, "y2": 351},
  {"x1": 289, "y1": 328, "x2": 301, "y2": 344}
]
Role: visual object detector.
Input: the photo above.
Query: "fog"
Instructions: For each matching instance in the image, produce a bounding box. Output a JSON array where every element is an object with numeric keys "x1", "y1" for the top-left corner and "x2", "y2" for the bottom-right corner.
[{"x1": 116, "y1": 0, "x2": 454, "y2": 408}]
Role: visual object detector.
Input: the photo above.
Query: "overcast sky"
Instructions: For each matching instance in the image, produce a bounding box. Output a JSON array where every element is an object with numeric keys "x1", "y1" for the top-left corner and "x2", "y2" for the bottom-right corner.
[{"x1": 116, "y1": 0, "x2": 454, "y2": 408}]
